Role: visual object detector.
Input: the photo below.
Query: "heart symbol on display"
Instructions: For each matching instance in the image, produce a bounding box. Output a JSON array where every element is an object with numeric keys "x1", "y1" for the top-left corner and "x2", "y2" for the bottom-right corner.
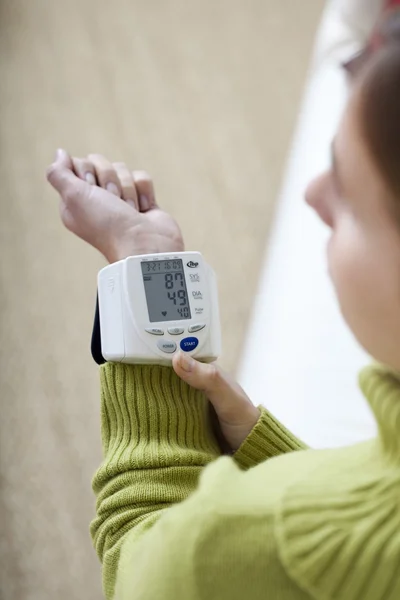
[{"x1": 162, "y1": 311, "x2": 167, "y2": 316}]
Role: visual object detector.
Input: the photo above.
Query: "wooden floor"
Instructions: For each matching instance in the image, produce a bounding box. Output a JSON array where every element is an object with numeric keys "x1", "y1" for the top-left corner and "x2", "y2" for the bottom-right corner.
[{"x1": 0, "y1": 1, "x2": 321, "y2": 598}]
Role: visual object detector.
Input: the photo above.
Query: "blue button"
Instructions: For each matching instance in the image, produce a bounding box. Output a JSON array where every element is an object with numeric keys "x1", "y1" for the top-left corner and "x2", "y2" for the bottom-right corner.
[{"x1": 180, "y1": 337, "x2": 199, "y2": 352}]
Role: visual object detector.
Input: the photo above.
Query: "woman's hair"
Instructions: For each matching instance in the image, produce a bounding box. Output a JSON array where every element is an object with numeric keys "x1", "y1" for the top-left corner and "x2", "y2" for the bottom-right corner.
[{"x1": 351, "y1": 11, "x2": 400, "y2": 200}]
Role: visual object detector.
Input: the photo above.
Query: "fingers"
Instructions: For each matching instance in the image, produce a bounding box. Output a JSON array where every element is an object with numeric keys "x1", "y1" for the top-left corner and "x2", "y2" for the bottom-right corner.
[
  {"x1": 72, "y1": 157, "x2": 96, "y2": 185},
  {"x1": 172, "y1": 352, "x2": 255, "y2": 420},
  {"x1": 46, "y1": 149, "x2": 88, "y2": 199},
  {"x1": 172, "y1": 352, "x2": 222, "y2": 395},
  {"x1": 132, "y1": 170, "x2": 157, "y2": 212},
  {"x1": 70, "y1": 154, "x2": 157, "y2": 213},
  {"x1": 113, "y1": 162, "x2": 139, "y2": 209},
  {"x1": 46, "y1": 149, "x2": 75, "y2": 192},
  {"x1": 87, "y1": 153, "x2": 122, "y2": 197}
]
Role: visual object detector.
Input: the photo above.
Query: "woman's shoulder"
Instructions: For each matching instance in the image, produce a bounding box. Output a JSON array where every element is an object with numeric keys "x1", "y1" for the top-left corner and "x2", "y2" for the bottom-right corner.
[{"x1": 275, "y1": 440, "x2": 400, "y2": 600}]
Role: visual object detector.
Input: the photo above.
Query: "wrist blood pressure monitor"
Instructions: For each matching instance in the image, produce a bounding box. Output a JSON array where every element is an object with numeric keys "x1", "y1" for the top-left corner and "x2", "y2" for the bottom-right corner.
[{"x1": 91, "y1": 252, "x2": 221, "y2": 365}]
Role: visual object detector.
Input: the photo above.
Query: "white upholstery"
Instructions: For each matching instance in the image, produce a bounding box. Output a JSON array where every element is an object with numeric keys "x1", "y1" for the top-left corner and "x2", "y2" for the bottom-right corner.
[{"x1": 238, "y1": 0, "x2": 384, "y2": 448}]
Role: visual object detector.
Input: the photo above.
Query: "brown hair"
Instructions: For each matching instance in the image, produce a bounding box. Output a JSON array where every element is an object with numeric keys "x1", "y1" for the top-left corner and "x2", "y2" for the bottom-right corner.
[{"x1": 352, "y1": 11, "x2": 400, "y2": 199}]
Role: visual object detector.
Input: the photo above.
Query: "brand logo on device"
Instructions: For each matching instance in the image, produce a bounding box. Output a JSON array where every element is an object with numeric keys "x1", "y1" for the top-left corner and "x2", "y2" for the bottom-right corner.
[{"x1": 187, "y1": 261, "x2": 199, "y2": 268}]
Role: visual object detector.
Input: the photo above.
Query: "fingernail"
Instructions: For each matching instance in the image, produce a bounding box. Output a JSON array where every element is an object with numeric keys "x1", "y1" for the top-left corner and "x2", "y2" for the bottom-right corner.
[
  {"x1": 106, "y1": 182, "x2": 119, "y2": 195},
  {"x1": 140, "y1": 194, "x2": 150, "y2": 211},
  {"x1": 55, "y1": 148, "x2": 64, "y2": 160},
  {"x1": 179, "y1": 353, "x2": 194, "y2": 373},
  {"x1": 85, "y1": 172, "x2": 96, "y2": 185}
]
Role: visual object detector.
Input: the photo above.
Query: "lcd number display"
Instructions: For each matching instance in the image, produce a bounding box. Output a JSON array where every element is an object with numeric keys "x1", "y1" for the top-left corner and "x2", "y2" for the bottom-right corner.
[{"x1": 141, "y1": 260, "x2": 192, "y2": 322}]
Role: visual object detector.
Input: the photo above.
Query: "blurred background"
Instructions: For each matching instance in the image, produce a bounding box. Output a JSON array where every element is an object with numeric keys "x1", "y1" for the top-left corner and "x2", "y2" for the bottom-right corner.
[{"x1": 0, "y1": 1, "x2": 323, "y2": 598}]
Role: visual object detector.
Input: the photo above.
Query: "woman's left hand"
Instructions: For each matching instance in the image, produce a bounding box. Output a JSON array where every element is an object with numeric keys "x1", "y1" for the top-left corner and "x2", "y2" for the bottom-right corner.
[
  {"x1": 46, "y1": 149, "x2": 184, "y2": 262},
  {"x1": 46, "y1": 150, "x2": 259, "y2": 452}
]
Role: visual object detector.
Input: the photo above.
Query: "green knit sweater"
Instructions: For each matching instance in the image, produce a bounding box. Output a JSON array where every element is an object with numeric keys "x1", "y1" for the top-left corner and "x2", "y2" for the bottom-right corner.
[{"x1": 91, "y1": 363, "x2": 400, "y2": 600}]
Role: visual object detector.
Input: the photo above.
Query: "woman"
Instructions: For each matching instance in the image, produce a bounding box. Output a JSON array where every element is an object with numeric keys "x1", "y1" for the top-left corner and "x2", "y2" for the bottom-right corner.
[{"x1": 46, "y1": 11, "x2": 400, "y2": 600}]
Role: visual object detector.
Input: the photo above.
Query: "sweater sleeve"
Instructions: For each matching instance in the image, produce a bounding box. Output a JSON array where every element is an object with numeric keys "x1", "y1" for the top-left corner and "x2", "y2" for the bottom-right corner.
[
  {"x1": 233, "y1": 406, "x2": 308, "y2": 469},
  {"x1": 91, "y1": 363, "x2": 306, "y2": 599},
  {"x1": 90, "y1": 363, "x2": 220, "y2": 599},
  {"x1": 113, "y1": 455, "x2": 312, "y2": 600}
]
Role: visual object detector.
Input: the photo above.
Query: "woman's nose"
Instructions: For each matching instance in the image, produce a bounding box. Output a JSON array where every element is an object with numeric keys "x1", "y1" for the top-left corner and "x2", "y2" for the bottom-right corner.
[
  {"x1": 305, "y1": 171, "x2": 333, "y2": 227},
  {"x1": 305, "y1": 171, "x2": 326, "y2": 208}
]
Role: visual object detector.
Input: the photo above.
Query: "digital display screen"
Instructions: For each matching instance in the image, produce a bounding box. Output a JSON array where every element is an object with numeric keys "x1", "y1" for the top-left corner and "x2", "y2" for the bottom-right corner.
[{"x1": 141, "y1": 259, "x2": 192, "y2": 322}]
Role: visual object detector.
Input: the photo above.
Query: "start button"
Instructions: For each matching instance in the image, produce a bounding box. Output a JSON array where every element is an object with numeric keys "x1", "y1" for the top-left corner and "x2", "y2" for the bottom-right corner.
[{"x1": 180, "y1": 337, "x2": 199, "y2": 352}]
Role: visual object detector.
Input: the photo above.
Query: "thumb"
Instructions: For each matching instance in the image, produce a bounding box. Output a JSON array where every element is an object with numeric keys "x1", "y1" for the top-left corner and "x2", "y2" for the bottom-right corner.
[
  {"x1": 46, "y1": 148, "x2": 84, "y2": 196},
  {"x1": 172, "y1": 351, "x2": 255, "y2": 421}
]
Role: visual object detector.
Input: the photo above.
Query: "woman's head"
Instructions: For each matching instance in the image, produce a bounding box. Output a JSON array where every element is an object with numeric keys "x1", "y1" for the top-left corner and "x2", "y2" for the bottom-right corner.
[{"x1": 306, "y1": 14, "x2": 400, "y2": 370}]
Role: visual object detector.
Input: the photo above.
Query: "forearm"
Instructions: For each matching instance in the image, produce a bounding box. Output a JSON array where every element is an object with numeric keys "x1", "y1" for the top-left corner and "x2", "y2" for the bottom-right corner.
[
  {"x1": 91, "y1": 363, "x2": 220, "y2": 599},
  {"x1": 90, "y1": 362, "x2": 307, "y2": 599}
]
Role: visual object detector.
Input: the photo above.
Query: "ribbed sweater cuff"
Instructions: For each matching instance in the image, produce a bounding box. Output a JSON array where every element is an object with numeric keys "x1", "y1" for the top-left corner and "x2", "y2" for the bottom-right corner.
[
  {"x1": 93, "y1": 364, "x2": 220, "y2": 490},
  {"x1": 233, "y1": 406, "x2": 307, "y2": 469}
]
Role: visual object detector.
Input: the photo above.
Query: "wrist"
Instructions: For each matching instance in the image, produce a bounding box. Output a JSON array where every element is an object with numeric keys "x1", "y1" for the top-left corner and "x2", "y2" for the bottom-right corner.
[
  {"x1": 107, "y1": 244, "x2": 159, "y2": 264},
  {"x1": 107, "y1": 237, "x2": 185, "y2": 263}
]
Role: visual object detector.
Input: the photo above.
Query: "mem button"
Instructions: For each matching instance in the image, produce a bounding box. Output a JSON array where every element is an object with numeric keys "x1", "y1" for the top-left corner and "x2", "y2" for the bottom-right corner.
[
  {"x1": 188, "y1": 323, "x2": 206, "y2": 333},
  {"x1": 157, "y1": 340, "x2": 177, "y2": 354},
  {"x1": 145, "y1": 328, "x2": 164, "y2": 336}
]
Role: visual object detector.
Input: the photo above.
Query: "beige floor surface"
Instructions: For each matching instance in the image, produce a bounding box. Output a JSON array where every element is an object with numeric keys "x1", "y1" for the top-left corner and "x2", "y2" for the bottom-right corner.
[{"x1": 0, "y1": 1, "x2": 322, "y2": 598}]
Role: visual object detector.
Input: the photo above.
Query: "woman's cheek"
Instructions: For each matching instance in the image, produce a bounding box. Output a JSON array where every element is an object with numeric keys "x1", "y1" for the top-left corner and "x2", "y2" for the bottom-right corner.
[
  {"x1": 327, "y1": 207, "x2": 400, "y2": 366},
  {"x1": 327, "y1": 220, "x2": 370, "y2": 328}
]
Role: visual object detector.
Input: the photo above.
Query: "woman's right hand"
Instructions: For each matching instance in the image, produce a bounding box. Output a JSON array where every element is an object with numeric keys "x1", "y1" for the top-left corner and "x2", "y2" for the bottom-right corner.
[{"x1": 172, "y1": 352, "x2": 261, "y2": 451}]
